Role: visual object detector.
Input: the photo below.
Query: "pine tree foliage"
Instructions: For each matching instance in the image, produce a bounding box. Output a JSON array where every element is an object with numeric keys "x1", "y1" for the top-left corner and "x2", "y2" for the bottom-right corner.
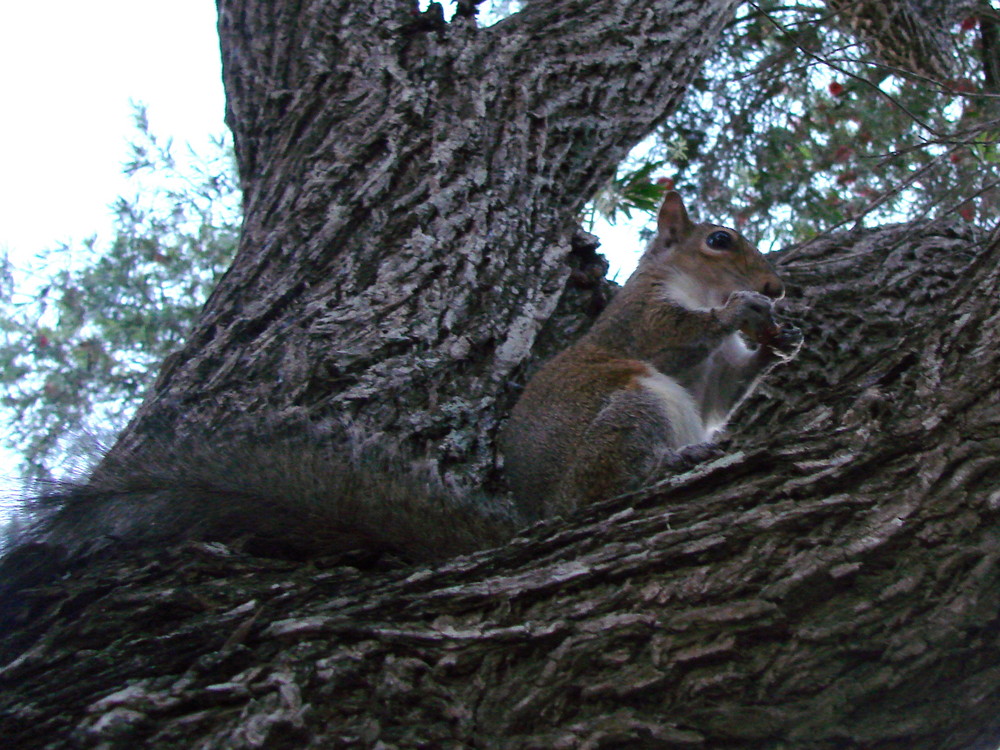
[{"x1": 0, "y1": 107, "x2": 240, "y2": 478}]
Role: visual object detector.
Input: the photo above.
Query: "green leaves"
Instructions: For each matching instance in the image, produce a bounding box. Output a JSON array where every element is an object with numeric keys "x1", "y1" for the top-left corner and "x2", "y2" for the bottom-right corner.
[
  {"x1": 591, "y1": 161, "x2": 669, "y2": 225},
  {"x1": 0, "y1": 105, "x2": 240, "y2": 479}
]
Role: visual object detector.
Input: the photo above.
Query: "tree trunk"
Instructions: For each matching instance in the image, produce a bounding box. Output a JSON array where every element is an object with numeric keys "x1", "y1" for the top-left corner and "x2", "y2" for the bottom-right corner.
[
  {"x1": 2, "y1": 218, "x2": 998, "y2": 748},
  {"x1": 108, "y1": 0, "x2": 739, "y2": 484}
]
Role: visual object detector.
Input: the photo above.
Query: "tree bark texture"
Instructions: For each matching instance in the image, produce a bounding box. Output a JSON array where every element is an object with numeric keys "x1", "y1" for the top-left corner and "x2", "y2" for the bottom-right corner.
[
  {"x1": 108, "y1": 0, "x2": 738, "y2": 483},
  {"x1": 826, "y1": 0, "x2": 979, "y2": 81},
  {"x1": 3, "y1": 218, "x2": 999, "y2": 749}
]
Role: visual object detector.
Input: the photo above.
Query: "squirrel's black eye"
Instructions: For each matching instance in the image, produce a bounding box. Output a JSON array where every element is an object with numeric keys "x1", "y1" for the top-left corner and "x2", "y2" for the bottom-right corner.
[{"x1": 706, "y1": 230, "x2": 735, "y2": 250}]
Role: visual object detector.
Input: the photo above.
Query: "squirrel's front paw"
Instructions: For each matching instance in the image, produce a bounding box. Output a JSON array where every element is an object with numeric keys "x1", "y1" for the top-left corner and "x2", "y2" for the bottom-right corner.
[
  {"x1": 678, "y1": 442, "x2": 725, "y2": 465},
  {"x1": 758, "y1": 323, "x2": 803, "y2": 360},
  {"x1": 721, "y1": 290, "x2": 775, "y2": 336},
  {"x1": 660, "y1": 442, "x2": 725, "y2": 473}
]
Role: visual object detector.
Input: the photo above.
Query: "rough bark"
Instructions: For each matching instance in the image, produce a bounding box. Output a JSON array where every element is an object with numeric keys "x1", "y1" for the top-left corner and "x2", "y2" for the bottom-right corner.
[
  {"x1": 2, "y1": 218, "x2": 999, "y2": 749},
  {"x1": 108, "y1": 0, "x2": 739, "y2": 484},
  {"x1": 826, "y1": 0, "x2": 978, "y2": 81}
]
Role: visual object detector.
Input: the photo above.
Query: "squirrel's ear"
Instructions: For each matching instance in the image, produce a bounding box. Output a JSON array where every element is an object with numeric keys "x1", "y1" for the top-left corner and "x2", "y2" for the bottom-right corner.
[{"x1": 656, "y1": 191, "x2": 695, "y2": 242}]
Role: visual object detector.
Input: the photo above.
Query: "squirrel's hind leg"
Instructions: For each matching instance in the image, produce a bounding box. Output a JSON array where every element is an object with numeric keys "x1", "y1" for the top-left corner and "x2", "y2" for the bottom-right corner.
[{"x1": 555, "y1": 380, "x2": 708, "y2": 514}]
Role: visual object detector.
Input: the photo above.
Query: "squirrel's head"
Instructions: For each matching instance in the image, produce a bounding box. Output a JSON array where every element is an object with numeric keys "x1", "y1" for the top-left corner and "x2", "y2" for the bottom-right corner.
[{"x1": 640, "y1": 191, "x2": 784, "y2": 310}]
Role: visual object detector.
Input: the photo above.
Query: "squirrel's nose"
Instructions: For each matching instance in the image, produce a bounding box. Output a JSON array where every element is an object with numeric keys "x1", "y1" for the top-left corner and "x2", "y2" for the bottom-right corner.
[{"x1": 761, "y1": 277, "x2": 784, "y2": 300}]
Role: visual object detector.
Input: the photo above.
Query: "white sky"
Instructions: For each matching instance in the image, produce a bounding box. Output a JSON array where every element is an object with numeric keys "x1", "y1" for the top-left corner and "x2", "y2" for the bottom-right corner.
[{"x1": 0, "y1": 1, "x2": 227, "y2": 258}]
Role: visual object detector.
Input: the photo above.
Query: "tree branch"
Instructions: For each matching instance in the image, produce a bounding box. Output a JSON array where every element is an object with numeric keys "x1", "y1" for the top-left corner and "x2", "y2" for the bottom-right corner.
[{"x1": 494, "y1": 0, "x2": 741, "y2": 208}]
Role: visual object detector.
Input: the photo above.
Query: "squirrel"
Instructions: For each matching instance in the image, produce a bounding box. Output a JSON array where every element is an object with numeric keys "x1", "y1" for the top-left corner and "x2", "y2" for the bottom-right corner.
[
  {"x1": 0, "y1": 191, "x2": 800, "y2": 603},
  {"x1": 502, "y1": 191, "x2": 802, "y2": 518}
]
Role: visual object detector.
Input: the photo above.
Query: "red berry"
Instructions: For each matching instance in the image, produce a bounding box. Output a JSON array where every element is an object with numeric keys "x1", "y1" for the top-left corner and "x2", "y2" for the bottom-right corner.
[
  {"x1": 36, "y1": 334, "x2": 49, "y2": 348},
  {"x1": 833, "y1": 145, "x2": 854, "y2": 163},
  {"x1": 656, "y1": 177, "x2": 675, "y2": 190},
  {"x1": 961, "y1": 16, "x2": 978, "y2": 31},
  {"x1": 946, "y1": 78, "x2": 976, "y2": 93},
  {"x1": 828, "y1": 82, "x2": 845, "y2": 96},
  {"x1": 959, "y1": 205, "x2": 975, "y2": 222},
  {"x1": 950, "y1": 151, "x2": 963, "y2": 164}
]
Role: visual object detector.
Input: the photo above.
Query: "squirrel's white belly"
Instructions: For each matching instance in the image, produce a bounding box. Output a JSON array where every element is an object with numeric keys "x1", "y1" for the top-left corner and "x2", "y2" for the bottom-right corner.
[{"x1": 636, "y1": 369, "x2": 708, "y2": 448}]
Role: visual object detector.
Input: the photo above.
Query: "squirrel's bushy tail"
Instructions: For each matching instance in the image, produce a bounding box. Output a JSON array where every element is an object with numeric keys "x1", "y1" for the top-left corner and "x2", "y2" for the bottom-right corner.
[{"x1": 1, "y1": 421, "x2": 519, "y2": 599}]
